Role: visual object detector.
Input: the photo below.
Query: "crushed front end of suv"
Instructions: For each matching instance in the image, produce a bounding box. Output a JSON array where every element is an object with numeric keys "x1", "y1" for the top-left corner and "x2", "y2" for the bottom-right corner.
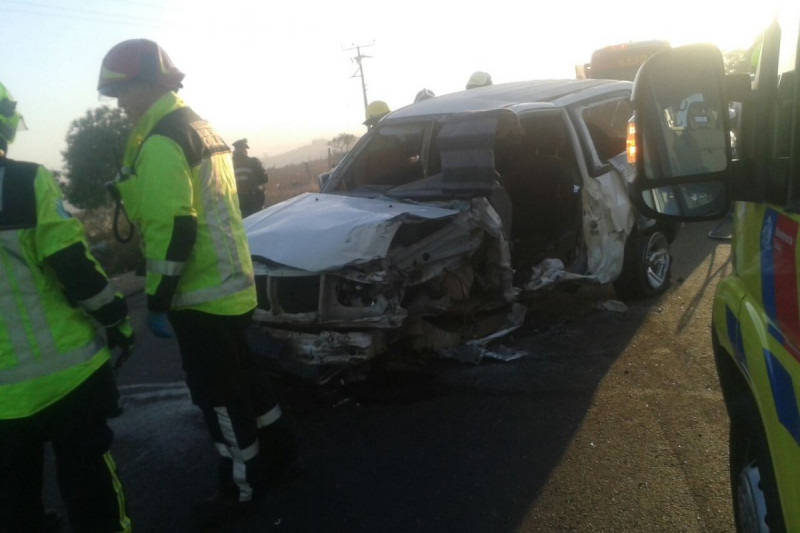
[{"x1": 244, "y1": 80, "x2": 674, "y2": 381}]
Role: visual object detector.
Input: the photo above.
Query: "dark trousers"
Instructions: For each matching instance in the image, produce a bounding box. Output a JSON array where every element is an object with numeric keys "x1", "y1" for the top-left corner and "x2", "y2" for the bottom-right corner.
[
  {"x1": 168, "y1": 310, "x2": 297, "y2": 502},
  {"x1": 0, "y1": 364, "x2": 130, "y2": 533},
  {"x1": 238, "y1": 191, "x2": 265, "y2": 218}
]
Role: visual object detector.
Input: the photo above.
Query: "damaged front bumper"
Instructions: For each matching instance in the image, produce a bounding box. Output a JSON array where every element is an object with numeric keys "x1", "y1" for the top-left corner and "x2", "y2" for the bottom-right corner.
[{"x1": 245, "y1": 193, "x2": 518, "y2": 379}]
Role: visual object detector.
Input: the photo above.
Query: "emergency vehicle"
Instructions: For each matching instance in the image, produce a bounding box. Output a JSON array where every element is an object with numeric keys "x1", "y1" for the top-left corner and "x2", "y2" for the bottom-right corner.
[
  {"x1": 577, "y1": 40, "x2": 671, "y2": 81},
  {"x1": 627, "y1": 9, "x2": 799, "y2": 533}
]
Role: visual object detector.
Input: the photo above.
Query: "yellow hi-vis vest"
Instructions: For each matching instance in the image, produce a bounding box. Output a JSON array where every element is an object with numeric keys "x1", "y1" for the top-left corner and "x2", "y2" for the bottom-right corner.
[
  {"x1": 0, "y1": 162, "x2": 110, "y2": 419},
  {"x1": 115, "y1": 92, "x2": 256, "y2": 315}
]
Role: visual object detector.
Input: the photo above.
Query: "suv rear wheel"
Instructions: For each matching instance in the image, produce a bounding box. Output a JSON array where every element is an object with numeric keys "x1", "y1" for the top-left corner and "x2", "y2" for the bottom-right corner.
[{"x1": 613, "y1": 227, "x2": 671, "y2": 300}]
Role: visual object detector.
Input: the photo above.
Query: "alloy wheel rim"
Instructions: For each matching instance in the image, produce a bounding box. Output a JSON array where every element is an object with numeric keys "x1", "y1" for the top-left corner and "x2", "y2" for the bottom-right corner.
[{"x1": 645, "y1": 232, "x2": 670, "y2": 289}]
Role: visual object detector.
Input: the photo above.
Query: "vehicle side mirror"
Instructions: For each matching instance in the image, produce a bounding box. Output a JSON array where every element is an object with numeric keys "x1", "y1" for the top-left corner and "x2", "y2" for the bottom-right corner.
[
  {"x1": 318, "y1": 171, "x2": 332, "y2": 191},
  {"x1": 630, "y1": 44, "x2": 731, "y2": 220}
]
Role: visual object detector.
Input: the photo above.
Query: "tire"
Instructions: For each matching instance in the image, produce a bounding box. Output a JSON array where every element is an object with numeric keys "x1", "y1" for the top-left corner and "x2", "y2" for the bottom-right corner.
[
  {"x1": 729, "y1": 400, "x2": 787, "y2": 533},
  {"x1": 613, "y1": 228, "x2": 672, "y2": 300}
]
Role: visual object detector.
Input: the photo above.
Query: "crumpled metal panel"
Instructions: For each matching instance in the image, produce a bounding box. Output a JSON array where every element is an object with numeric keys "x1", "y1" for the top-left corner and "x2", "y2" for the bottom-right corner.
[
  {"x1": 248, "y1": 324, "x2": 385, "y2": 383},
  {"x1": 244, "y1": 192, "x2": 459, "y2": 272},
  {"x1": 252, "y1": 277, "x2": 407, "y2": 328},
  {"x1": 578, "y1": 153, "x2": 635, "y2": 284},
  {"x1": 436, "y1": 303, "x2": 529, "y2": 363},
  {"x1": 271, "y1": 328, "x2": 382, "y2": 366},
  {"x1": 248, "y1": 198, "x2": 518, "y2": 367},
  {"x1": 522, "y1": 153, "x2": 634, "y2": 290}
]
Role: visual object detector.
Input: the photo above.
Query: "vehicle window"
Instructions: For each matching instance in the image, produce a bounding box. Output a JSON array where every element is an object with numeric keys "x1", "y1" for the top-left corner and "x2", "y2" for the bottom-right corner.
[
  {"x1": 496, "y1": 111, "x2": 583, "y2": 255},
  {"x1": 337, "y1": 123, "x2": 427, "y2": 191},
  {"x1": 765, "y1": 10, "x2": 798, "y2": 203},
  {"x1": 580, "y1": 97, "x2": 632, "y2": 162}
]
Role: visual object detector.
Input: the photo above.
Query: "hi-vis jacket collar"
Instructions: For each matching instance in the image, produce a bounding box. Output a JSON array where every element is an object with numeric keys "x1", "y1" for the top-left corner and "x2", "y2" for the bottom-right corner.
[{"x1": 121, "y1": 91, "x2": 185, "y2": 171}]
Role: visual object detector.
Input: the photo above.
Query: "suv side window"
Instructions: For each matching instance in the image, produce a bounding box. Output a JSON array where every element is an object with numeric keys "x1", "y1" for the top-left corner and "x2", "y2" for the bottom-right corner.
[{"x1": 578, "y1": 96, "x2": 633, "y2": 170}]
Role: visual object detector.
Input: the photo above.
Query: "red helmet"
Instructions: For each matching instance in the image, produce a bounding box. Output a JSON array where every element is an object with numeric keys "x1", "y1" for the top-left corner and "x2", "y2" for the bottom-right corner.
[{"x1": 98, "y1": 39, "x2": 185, "y2": 97}]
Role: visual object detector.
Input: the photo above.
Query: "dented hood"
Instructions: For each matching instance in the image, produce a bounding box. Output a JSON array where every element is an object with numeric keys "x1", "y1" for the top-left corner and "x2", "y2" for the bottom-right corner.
[{"x1": 243, "y1": 192, "x2": 459, "y2": 272}]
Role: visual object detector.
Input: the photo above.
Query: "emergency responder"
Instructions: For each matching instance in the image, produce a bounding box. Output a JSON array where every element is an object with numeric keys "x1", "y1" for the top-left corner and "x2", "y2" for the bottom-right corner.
[
  {"x1": 364, "y1": 100, "x2": 390, "y2": 129},
  {"x1": 466, "y1": 71, "x2": 493, "y2": 89},
  {"x1": 0, "y1": 81, "x2": 133, "y2": 533},
  {"x1": 97, "y1": 39, "x2": 300, "y2": 527},
  {"x1": 231, "y1": 138, "x2": 268, "y2": 217},
  {"x1": 414, "y1": 88, "x2": 435, "y2": 103}
]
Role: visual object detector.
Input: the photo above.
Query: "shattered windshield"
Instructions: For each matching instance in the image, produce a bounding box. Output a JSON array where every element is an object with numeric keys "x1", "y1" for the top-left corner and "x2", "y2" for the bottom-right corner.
[{"x1": 333, "y1": 122, "x2": 440, "y2": 197}]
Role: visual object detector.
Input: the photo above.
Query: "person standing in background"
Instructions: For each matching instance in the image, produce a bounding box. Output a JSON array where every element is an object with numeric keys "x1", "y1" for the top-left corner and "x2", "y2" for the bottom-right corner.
[{"x1": 232, "y1": 138, "x2": 268, "y2": 218}]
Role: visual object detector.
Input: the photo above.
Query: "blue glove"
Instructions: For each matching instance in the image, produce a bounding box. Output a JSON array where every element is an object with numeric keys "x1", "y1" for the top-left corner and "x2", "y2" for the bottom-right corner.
[{"x1": 146, "y1": 312, "x2": 173, "y2": 339}]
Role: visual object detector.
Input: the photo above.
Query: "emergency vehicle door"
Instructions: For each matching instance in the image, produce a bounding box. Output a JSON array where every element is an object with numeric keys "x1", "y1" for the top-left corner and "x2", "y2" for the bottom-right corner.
[{"x1": 626, "y1": 44, "x2": 732, "y2": 220}]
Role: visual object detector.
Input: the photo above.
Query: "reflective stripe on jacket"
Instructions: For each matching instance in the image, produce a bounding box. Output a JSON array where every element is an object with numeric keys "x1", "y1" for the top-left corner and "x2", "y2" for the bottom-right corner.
[
  {"x1": 117, "y1": 92, "x2": 256, "y2": 315},
  {"x1": 0, "y1": 161, "x2": 111, "y2": 419}
]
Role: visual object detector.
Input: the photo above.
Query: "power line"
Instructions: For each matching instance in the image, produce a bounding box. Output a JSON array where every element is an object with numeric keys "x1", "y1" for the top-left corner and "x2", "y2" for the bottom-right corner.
[
  {"x1": 0, "y1": 0, "x2": 175, "y2": 27},
  {"x1": 344, "y1": 42, "x2": 374, "y2": 119},
  {"x1": 111, "y1": 0, "x2": 183, "y2": 11}
]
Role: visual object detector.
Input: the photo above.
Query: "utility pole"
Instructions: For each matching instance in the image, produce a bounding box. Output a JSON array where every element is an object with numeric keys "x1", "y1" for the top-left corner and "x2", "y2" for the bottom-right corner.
[{"x1": 344, "y1": 42, "x2": 374, "y2": 118}]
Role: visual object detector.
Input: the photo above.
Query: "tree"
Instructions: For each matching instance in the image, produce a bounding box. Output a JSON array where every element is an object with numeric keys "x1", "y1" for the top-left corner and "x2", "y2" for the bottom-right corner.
[
  {"x1": 723, "y1": 49, "x2": 751, "y2": 75},
  {"x1": 328, "y1": 132, "x2": 358, "y2": 156},
  {"x1": 62, "y1": 106, "x2": 132, "y2": 210}
]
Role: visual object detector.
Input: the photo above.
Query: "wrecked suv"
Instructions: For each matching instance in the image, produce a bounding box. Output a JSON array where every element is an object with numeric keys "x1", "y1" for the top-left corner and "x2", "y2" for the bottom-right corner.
[{"x1": 244, "y1": 79, "x2": 675, "y2": 381}]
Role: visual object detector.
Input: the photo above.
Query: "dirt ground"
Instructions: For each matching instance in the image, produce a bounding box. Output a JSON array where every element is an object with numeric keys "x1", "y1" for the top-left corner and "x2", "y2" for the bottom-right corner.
[{"x1": 510, "y1": 218, "x2": 735, "y2": 532}]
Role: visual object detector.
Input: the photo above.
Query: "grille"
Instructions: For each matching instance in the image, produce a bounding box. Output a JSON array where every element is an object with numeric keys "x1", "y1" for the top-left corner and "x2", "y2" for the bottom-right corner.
[{"x1": 255, "y1": 275, "x2": 321, "y2": 314}]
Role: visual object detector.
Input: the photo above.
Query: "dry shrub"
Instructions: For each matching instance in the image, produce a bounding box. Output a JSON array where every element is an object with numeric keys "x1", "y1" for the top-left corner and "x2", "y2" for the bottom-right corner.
[
  {"x1": 265, "y1": 158, "x2": 331, "y2": 206},
  {"x1": 75, "y1": 207, "x2": 142, "y2": 276}
]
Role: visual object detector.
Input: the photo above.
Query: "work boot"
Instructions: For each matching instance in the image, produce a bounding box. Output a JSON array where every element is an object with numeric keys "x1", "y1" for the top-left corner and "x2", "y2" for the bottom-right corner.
[{"x1": 193, "y1": 491, "x2": 254, "y2": 527}]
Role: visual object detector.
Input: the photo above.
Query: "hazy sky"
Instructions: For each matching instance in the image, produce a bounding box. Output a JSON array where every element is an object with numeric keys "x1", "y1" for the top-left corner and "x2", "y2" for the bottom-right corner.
[{"x1": 3, "y1": 0, "x2": 782, "y2": 171}]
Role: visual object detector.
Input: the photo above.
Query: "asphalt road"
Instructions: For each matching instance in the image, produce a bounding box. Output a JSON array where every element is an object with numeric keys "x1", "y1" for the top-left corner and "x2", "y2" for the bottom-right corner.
[{"x1": 43, "y1": 218, "x2": 736, "y2": 533}]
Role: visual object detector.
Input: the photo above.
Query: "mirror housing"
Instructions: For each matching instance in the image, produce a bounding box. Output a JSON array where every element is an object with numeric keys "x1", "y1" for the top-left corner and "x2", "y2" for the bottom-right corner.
[
  {"x1": 318, "y1": 170, "x2": 332, "y2": 191},
  {"x1": 630, "y1": 44, "x2": 732, "y2": 221}
]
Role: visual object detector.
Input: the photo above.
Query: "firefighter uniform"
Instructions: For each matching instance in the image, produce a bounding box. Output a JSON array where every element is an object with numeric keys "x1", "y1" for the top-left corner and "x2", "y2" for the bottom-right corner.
[
  {"x1": 0, "y1": 157, "x2": 132, "y2": 533},
  {"x1": 111, "y1": 88, "x2": 297, "y2": 507},
  {"x1": 232, "y1": 139, "x2": 268, "y2": 218}
]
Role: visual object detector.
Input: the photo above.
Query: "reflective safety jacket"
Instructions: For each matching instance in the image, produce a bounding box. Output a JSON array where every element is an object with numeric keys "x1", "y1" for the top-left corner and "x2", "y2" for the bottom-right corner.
[
  {"x1": 0, "y1": 159, "x2": 127, "y2": 419},
  {"x1": 116, "y1": 92, "x2": 256, "y2": 315}
]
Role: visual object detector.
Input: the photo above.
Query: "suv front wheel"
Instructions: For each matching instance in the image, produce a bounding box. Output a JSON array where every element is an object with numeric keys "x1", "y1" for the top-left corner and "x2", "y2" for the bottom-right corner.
[{"x1": 613, "y1": 227, "x2": 671, "y2": 300}]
